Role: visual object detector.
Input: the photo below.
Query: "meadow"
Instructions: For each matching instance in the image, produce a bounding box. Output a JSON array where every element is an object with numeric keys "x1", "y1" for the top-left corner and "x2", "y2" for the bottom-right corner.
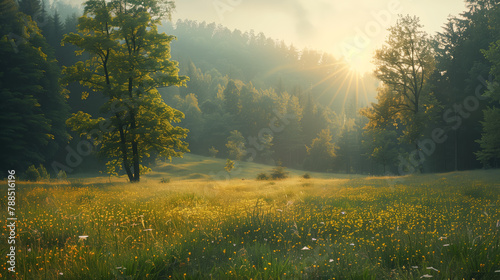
[{"x1": 1, "y1": 156, "x2": 499, "y2": 279}]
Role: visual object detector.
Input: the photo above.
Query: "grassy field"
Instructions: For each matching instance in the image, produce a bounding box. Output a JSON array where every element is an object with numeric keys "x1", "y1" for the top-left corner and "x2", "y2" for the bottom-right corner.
[{"x1": 1, "y1": 157, "x2": 500, "y2": 279}]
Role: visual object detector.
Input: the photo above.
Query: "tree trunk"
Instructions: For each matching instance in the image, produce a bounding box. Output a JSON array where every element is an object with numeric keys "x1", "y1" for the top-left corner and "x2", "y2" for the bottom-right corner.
[
  {"x1": 415, "y1": 142, "x2": 423, "y2": 173},
  {"x1": 118, "y1": 124, "x2": 134, "y2": 182},
  {"x1": 130, "y1": 110, "x2": 140, "y2": 182},
  {"x1": 132, "y1": 140, "x2": 140, "y2": 182}
]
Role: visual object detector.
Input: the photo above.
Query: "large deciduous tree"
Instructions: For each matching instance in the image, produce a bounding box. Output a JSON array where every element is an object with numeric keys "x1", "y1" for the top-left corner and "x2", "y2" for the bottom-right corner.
[
  {"x1": 63, "y1": 0, "x2": 189, "y2": 182},
  {"x1": 363, "y1": 15, "x2": 438, "y2": 172}
]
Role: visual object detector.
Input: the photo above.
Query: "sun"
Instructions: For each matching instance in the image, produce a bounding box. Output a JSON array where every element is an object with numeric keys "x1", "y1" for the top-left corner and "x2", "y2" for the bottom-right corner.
[{"x1": 346, "y1": 53, "x2": 374, "y2": 77}]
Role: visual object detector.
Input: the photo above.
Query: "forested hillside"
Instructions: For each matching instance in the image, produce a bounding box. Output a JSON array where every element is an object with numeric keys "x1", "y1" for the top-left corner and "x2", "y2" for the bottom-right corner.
[{"x1": 157, "y1": 19, "x2": 382, "y2": 172}]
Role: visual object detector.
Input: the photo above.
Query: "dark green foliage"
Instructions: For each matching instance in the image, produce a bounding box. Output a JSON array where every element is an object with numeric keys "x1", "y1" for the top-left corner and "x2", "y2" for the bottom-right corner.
[
  {"x1": 270, "y1": 164, "x2": 288, "y2": 180},
  {"x1": 476, "y1": 33, "x2": 500, "y2": 167},
  {"x1": 18, "y1": 0, "x2": 41, "y2": 18},
  {"x1": 475, "y1": 107, "x2": 500, "y2": 167},
  {"x1": 225, "y1": 130, "x2": 246, "y2": 160},
  {"x1": 304, "y1": 129, "x2": 336, "y2": 172},
  {"x1": 223, "y1": 80, "x2": 242, "y2": 115},
  {"x1": 302, "y1": 173, "x2": 311, "y2": 179},
  {"x1": 362, "y1": 127, "x2": 399, "y2": 174},
  {"x1": 38, "y1": 164, "x2": 50, "y2": 179},
  {"x1": 431, "y1": 0, "x2": 499, "y2": 170},
  {"x1": 0, "y1": 0, "x2": 69, "y2": 173},
  {"x1": 25, "y1": 165, "x2": 41, "y2": 181},
  {"x1": 160, "y1": 177, "x2": 171, "y2": 183},
  {"x1": 63, "y1": 0, "x2": 188, "y2": 182},
  {"x1": 57, "y1": 170, "x2": 67, "y2": 180},
  {"x1": 256, "y1": 173, "x2": 270, "y2": 180},
  {"x1": 24, "y1": 164, "x2": 50, "y2": 181}
]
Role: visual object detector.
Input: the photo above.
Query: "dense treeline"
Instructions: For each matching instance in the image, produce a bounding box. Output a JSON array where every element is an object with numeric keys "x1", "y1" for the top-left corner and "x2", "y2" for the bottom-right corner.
[
  {"x1": 0, "y1": 0, "x2": 70, "y2": 173},
  {"x1": 1, "y1": 0, "x2": 499, "y2": 178},
  {"x1": 431, "y1": 0, "x2": 500, "y2": 171}
]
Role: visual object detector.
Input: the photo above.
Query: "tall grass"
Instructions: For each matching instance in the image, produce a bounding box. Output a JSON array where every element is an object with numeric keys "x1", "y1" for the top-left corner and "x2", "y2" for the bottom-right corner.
[{"x1": 0, "y1": 171, "x2": 499, "y2": 279}]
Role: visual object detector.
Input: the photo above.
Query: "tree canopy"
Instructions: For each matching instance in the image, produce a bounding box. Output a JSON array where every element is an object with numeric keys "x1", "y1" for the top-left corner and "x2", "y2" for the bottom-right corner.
[{"x1": 63, "y1": 0, "x2": 188, "y2": 182}]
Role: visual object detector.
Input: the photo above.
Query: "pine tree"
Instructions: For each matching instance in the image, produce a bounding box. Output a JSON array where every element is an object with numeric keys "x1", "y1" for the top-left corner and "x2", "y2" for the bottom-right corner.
[
  {"x1": 476, "y1": 38, "x2": 500, "y2": 167},
  {"x1": 18, "y1": 0, "x2": 41, "y2": 19},
  {"x1": 0, "y1": 0, "x2": 69, "y2": 173}
]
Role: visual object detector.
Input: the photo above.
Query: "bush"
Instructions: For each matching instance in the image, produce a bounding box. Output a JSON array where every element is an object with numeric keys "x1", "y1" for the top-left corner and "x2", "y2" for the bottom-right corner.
[
  {"x1": 208, "y1": 146, "x2": 219, "y2": 158},
  {"x1": 303, "y1": 173, "x2": 311, "y2": 179},
  {"x1": 38, "y1": 164, "x2": 50, "y2": 180},
  {"x1": 160, "y1": 177, "x2": 171, "y2": 183},
  {"x1": 271, "y1": 165, "x2": 288, "y2": 180},
  {"x1": 25, "y1": 165, "x2": 41, "y2": 182},
  {"x1": 256, "y1": 173, "x2": 270, "y2": 180},
  {"x1": 57, "y1": 170, "x2": 67, "y2": 180}
]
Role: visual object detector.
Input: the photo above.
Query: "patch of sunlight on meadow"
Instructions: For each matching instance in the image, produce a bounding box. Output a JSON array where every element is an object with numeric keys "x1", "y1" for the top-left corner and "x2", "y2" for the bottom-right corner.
[{"x1": 145, "y1": 154, "x2": 365, "y2": 181}]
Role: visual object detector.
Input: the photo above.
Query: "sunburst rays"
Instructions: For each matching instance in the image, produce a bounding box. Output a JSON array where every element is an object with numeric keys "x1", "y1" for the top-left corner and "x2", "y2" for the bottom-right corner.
[{"x1": 260, "y1": 56, "x2": 371, "y2": 112}]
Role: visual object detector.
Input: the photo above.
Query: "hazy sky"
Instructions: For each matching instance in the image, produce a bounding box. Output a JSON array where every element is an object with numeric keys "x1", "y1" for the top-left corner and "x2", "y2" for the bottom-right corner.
[{"x1": 66, "y1": 0, "x2": 468, "y2": 74}]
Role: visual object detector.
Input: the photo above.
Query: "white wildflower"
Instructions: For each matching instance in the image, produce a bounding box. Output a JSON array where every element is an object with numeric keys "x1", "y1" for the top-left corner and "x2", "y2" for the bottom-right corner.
[{"x1": 426, "y1": 267, "x2": 439, "y2": 272}]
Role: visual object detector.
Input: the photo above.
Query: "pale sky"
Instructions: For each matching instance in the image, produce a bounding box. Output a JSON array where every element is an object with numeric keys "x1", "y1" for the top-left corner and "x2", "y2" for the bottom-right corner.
[
  {"x1": 65, "y1": 0, "x2": 468, "y2": 74},
  {"x1": 172, "y1": 0, "x2": 467, "y2": 74}
]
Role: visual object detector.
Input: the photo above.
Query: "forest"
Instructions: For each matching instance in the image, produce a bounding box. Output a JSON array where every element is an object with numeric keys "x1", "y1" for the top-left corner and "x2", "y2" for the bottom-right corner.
[{"x1": 1, "y1": 0, "x2": 500, "y2": 179}]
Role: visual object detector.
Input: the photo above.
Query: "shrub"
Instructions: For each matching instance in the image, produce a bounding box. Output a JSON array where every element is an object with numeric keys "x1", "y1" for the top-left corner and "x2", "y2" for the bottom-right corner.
[
  {"x1": 25, "y1": 165, "x2": 41, "y2": 182},
  {"x1": 271, "y1": 164, "x2": 288, "y2": 180},
  {"x1": 303, "y1": 173, "x2": 311, "y2": 179},
  {"x1": 160, "y1": 177, "x2": 171, "y2": 183},
  {"x1": 38, "y1": 164, "x2": 50, "y2": 180},
  {"x1": 256, "y1": 173, "x2": 270, "y2": 180},
  {"x1": 208, "y1": 146, "x2": 219, "y2": 158},
  {"x1": 57, "y1": 170, "x2": 67, "y2": 180}
]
